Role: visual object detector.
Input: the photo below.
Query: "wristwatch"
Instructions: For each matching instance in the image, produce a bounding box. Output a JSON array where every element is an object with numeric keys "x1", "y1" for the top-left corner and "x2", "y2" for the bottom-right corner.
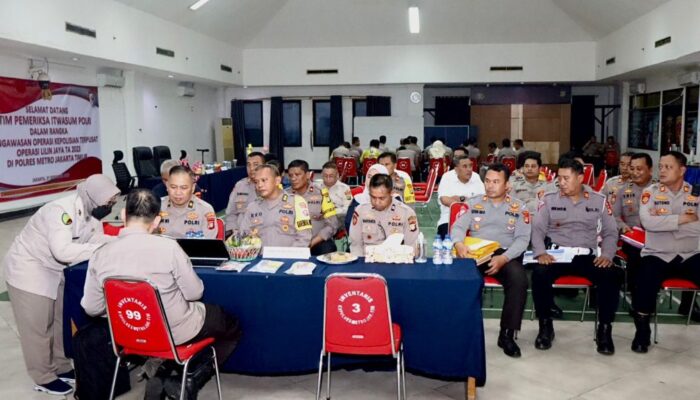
[{"x1": 459, "y1": 196, "x2": 466, "y2": 202}]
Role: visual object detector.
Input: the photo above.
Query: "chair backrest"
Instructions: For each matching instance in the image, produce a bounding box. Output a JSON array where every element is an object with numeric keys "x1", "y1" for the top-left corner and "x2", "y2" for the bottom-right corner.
[
  {"x1": 396, "y1": 158, "x2": 411, "y2": 176},
  {"x1": 323, "y1": 273, "x2": 396, "y2": 355},
  {"x1": 582, "y1": 163, "x2": 594, "y2": 186},
  {"x1": 112, "y1": 163, "x2": 133, "y2": 194},
  {"x1": 216, "y1": 218, "x2": 225, "y2": 240},
  {"x1": 350, "y1": 186, "x2": 364, "y2": 197},
  {"x1": 501, "y1": 156, "x2": 516, "y2": 172},
  {"x1": 132, "y1": 147, "x2": 158, "y2": 178},
  {"x1": 448, "y1": 202, "x2": 470, "y2": 233},
  {"x1": 112, "y1": 150, "x2": 124, "y2": 165},
  {"x1": 429, "y1": 158, "x2": 445, "y2": 177},
  {"x1": 103, "y1": 222, "x2": 124, "y2": 237},
  {"x1": 103, "y1": 278, "x2": 179, "y2": 361},
  {"x1": 152, "y1": 146, "x2": 172, "y2": 170},
  {"x1": 469, "y1": 157, "x2": 478, "y2": 172},
  {"x1": 593, "y1": 169, "x2": 607, "y2": 193},
  {"x1": 362, "y1": 158, "x2": 378, "y2": 175},
  {"x1": 342, "y1": 157, "x2": 358, "y2": 179},
  {"x1": 486, "y1": 154, "x2": 496, "y2": 164}
]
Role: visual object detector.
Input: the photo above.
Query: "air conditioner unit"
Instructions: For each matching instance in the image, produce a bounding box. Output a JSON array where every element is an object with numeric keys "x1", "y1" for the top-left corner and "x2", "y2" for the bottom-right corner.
[
  {"x1": 629, "y1": 82, "x2": 646, "y2": 95},
  {"x1": 96, "y1": 72, "x2": 124, "y2": 88},
  {"x1": 678, "y1": 71, "x2": 700, "y2": 87},
  {"x1": 177, "y1": 82, "x2": 195, "y2": 97}
]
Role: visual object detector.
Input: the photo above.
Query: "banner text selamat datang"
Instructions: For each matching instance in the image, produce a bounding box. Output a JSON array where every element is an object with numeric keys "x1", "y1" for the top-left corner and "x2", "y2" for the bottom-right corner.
[{"x1": 0, "y1": 105, "x2": 96, "y2": 169}]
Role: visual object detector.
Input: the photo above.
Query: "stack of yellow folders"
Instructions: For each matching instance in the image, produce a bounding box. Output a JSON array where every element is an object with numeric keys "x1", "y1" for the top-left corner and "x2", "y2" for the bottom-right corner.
[{"x1": 463, "y1": 237, "x2": 501, "y2": 265}]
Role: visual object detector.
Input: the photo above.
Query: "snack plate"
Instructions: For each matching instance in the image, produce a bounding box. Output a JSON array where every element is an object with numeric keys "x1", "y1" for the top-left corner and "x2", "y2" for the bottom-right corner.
[{"x1": 316, "y1": 252, "x2": 359, "y2": 265}]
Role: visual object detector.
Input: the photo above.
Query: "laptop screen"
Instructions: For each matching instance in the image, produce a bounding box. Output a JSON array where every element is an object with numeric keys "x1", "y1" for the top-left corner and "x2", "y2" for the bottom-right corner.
[{"x1": 176, "y1": 238, "x2": 230, "y2": 260}]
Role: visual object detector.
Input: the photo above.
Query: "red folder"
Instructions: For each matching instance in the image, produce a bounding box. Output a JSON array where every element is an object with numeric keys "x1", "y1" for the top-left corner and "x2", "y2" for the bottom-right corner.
[{"x1": 621, "y1": 227, "x2": 645, "y2": 249}]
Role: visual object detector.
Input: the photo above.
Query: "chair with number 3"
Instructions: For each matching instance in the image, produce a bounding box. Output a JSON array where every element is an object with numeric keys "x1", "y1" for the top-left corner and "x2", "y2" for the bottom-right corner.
[{"x1": 316, "y1": 273, "x2": 406, "y2": 400}]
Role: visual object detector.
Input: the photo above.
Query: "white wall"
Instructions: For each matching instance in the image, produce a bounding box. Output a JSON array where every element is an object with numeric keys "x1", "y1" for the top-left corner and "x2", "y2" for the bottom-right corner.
[
  {"x1": 0, "y1": 49, "x2": 224, "y2": 213},
  {"x1": 0, "y1": 0, "x2": 242, "y2": 85},
  {"x1": 596, "y1": 0, "x2": 700, "y2": 81},
  {"x1": 225, "y1": 84, "x2": 424, "y2": 169},
  {"x1": 243, "y1": 42, "x2": 597, "y2": 86}
]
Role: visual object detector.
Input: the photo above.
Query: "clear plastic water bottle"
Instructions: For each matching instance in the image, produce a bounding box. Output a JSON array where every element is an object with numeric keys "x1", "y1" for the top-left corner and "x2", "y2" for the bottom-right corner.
[
  {"x1": 415, "y1": 232, "x2": 428, "y2": 263},
  {"x1": 442, "y1": 235, "x2": 454, "y2": 265},
  {"x1": 432, "y1": 237, "x2": 443, "y2": 265}
]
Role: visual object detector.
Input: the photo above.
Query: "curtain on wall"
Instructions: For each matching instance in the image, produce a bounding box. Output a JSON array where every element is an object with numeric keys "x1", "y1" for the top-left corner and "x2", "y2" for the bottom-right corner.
[
  {"x1": 329, "y1": 95, "x2": 344, "y2": 156},
  {"x1": 268, "y1": 96, "x2": 285, "y2": 167},
  {"x1": 231, "y1": 100, "x2": 247, "y2": 166},
  {"x1": 367, "y1": 96, "x2": 391, "y2": 116}
]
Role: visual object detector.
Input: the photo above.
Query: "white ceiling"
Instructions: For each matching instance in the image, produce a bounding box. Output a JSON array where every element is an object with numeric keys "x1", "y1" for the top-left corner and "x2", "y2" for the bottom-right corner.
[{"x1": 113, "y1": 0, "x2": 670, "y2": 49}]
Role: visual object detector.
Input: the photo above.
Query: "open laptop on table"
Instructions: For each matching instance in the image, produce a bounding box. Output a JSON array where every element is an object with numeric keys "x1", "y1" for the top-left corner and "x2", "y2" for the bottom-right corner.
[{"x1": 176, "y1": 238, "x2": 230, "y2": 267}]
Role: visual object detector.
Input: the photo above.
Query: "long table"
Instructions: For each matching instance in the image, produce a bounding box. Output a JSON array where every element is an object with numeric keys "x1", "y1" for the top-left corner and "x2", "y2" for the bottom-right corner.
[{"x1": 63, "y1": 258, "x2": 486, "y2": 387}]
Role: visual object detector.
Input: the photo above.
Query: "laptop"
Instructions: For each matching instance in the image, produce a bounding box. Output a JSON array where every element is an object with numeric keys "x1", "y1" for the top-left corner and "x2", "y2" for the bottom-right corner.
[{"x1": 176, "y1": 238, "x2": 230, "y2": 267}]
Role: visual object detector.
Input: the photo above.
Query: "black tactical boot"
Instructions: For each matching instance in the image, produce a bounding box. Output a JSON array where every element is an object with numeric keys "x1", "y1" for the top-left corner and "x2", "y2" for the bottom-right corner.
[
  {"x1": 595, "y1": 323, "x2": 615, "y2": 355},
  {"x1": 631, "y1": 312, "x2": 651, "y2": 353},
  {"x1": 497, "y1": 329, "x2": 522, "y2": 358},
  {"x1": 535, "y1": 318, "x2": 555, "y2": 350}
]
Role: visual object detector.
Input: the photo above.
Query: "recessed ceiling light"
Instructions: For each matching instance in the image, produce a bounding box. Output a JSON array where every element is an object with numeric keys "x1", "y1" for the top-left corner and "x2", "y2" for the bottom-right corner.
[
  {"x1": 189, "y1": 0, "x2": 210, "y2": 11},
  {"x1": 408, "y1": 7, "x2": 420, "y2": 34},
  {"x1": 72, "y1": 57, "x2": 80, "y2": 61},
  {"x1": 168, "y1": 74, "x2": 175, "y2": 78}
]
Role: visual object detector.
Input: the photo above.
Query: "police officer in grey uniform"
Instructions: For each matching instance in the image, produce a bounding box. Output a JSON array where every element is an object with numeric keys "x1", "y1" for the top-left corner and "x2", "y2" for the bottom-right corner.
[
  {"x1": 288, "y1": 160, "x2": 339, "y2": 255},
  {"x1": 452, "y1": 163, "x2": 530, "y2": 358},
  {"x1": 158, "y1": 166, "x2": 218, "y2": 239},
  {"x1": 531, "y1": 158, "x2": 621, "y2": 355},
  {"x1": 349, "y1": 174, "x2": 419, "y2": 256},
  {"x1": 509, "y1": 152, "x2": 553, "y2": 213},
  {"x1": 3, "y1": 174, "x2": 119, "y2": 395},
  {"x1": 603, "y1": 151, "x2": 634, "y2": 203},
  {"x1": 224, "y1": 152, "x2": 264, "y2": 233},
  {"x1": 239, "y1": 164, "x2": 312, "y2": 247},
  {"x1": 632, "y1": 151, "x2": 700, "y2": 353},
  {"x1": 611, "y1": 153, "x2": 654, "y2": 303}
]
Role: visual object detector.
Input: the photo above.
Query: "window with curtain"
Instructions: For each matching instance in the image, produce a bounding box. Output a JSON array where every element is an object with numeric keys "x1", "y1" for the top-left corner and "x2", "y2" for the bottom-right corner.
[
  {"x1": 313, "y1": 100, "x2": 331, "y2": 147},
  {"x1": 243, "y1": 101, "x2": 263, "y2": 147},
  {"x1": 282, "y1": 100, "x2": 302, "y2": 147}
]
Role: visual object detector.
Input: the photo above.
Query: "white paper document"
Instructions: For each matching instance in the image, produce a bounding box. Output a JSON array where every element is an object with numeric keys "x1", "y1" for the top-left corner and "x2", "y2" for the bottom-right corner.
[
  {"x1": 284, "y1": 261, "x2": 317, "y2": 276},
  {"x1": 248, "y1": 260, "x2": 285, "y2": 274},
  {"x1": 215, "y1": 261, "x2": 249, "y2": 272},
  {"x1": 523, "y1": 247, "x2": 596, "y2": 264}
]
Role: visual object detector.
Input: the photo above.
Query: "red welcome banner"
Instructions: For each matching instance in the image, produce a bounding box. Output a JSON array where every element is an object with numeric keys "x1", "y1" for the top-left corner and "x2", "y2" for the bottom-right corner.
[{"x1": 0, "y1": 76, "x2": 102, "y2": 203}]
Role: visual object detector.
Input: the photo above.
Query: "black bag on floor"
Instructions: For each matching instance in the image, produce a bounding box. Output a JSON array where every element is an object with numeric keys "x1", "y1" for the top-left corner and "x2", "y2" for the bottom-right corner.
[{"x1": 72, "y1": 318, "x2": 131, "y2": 400}]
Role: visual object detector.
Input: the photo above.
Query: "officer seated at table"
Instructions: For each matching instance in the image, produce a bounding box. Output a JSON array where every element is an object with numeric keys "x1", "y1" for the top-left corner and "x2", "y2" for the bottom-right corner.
[
  {"x1": 452, "y1": 163, "x2": 530, "y2": 358},
  {"x1": 239, "y1": 164, "x2": 312, "y2": 247},
  {"x1": 632, "y1": 151, "x2": 700, "y2": 353},
  {"x1": 158, "y1": 166, "x2": 218, "y2": 238},
  {"x1": 152, "y1": 159, "x2": 182, "y2": 199},
  {"x1": 531, "y1": 158, "x2": 621, "y2": 355},
  {"x1": 81, "y1": 189, "x2": 241, "y2": 391},
  {"x1": 224, "y1": 151, "x2": 264, "y2": 233},
  {"x1": 349, "y1": 174, "x2": 419, "y2": 256}
]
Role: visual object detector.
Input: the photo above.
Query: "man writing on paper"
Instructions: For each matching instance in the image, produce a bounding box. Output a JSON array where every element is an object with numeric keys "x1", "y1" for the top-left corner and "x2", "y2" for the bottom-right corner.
[
  {"x1": 611, "y1": 152, "x2": 653, "y2": 305},
  {"x1": 349, "y1": 174, "x2": 419, "y2": 256},
  {"x1": 240, "y1": 164, "x2": 312, "y2": 247},
  {"x1": 632, "y1": 151, "x2": 700, "y2": 353},
  {"x1": 452, "y1": 163, "x2": 530, "y2": 358},
  {"x1": 531, "y1": 158, "x2": 621, "y2": 355},
  {"x1": 288, "y1": 160, "x2": 339, "y2": 255}
]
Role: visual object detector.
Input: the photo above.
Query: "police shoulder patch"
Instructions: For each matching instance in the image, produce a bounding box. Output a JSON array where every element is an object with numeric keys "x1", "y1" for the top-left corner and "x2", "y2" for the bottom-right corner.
[{"x1": 61, "y1": 212, "x2": 72, "y2": 225}]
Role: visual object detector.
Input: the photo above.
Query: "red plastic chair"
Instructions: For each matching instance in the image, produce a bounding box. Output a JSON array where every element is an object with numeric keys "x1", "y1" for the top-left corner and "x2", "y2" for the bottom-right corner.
[
  {"x1": 429, "y1": 158, "x2": 446, "y2": 178},
  {"x1": 350, "y1": 186, "x2": 364, "y2": 197},
  {"x1": 501, "y1": 156, "x2": 516, "y2": 173},
  {"x1": 396, "y1": 158, "x2": 412, "y2": 176},
  {"x1": 592, "y1": 169, "x2": 607, "y2": 193},
  {"x1": 654, "y1": 278, "x2": 699, "y2": 343},
  {"x1": 414, "y1": 165, "x2": 439, "y2": 207},
  {"x1": 448, "y1": 202, "x2": 469, "y2": 235},
  {"x1": 582, "y1": 163, "x2": 594, "y2": 186},
  {"x1": 334, "y1": 157, "x2": 346, "y2": 173},
  {"x1": 530, "y1": 275, "x2": 593, "y2": 322},
  {"x1": 103, "y1": 222, "x2": 124, "y2": 236},
  {"x1": 316, "y1": 273, "x2": 405, "y2": 400},
  {"x1": 469, "y1": 157, "x2": 479, "y2": 172},
  {"x1": 485, "y1": 154, "x2": 496, "y2": 164},
  {"x1": 361, "y1": 158, "x2": 378, "y2": 183},
  {"x1": 342, "y1": 157, "x2": 359, "y2": 185},
  {"x1": 216, "y1": 218, "x2": 225, "y2": 240},
  {"x1": 103, "y1": 278, "x2": 222, "y2": 400}
]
